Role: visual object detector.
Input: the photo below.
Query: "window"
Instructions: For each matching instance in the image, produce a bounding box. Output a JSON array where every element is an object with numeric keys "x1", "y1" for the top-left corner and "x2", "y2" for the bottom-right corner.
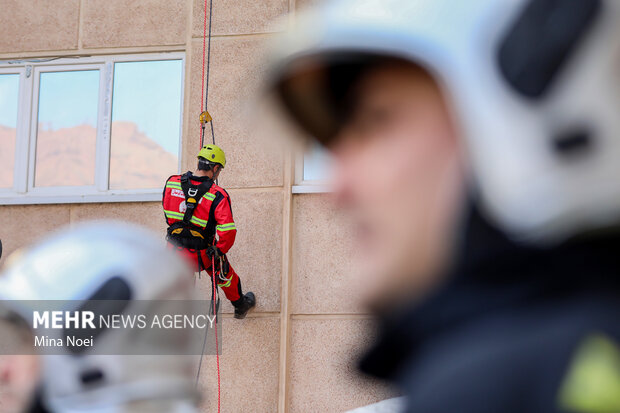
[
  {"x1": 0, "y1": 53, "x2": 184, "y2": 204},
  {"x1": 293, "y1": 144, "x2": 334, "y2": 193},
  {"x1": 0, "y1": 73, "x2": 19, "y2": 190},
  {"x1": 110, "y1": 60, "x2": 183, "y2": 190},
  {"x1": 35, "y1": 69, "x2": 99, "y2": 188}
]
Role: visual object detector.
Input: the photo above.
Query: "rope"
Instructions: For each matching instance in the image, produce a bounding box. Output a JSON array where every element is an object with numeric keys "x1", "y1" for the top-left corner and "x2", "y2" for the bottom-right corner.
[
  {"x1": 194, "y1": 254, "x2": 221, "y2": 413},
  {"x1": 197, "y1": 2, "x2": 222, "y2": 411},
  {"x1": 205, "y1": 0, "x2": 213, "y2": 115},
  {"x1": 199, "y1": 0, "x2": 207, "y2": 147},
  {"x1": 200, "y1": 0, "x2": 216, "y2": 148},
  {"x1": 212, "y1": 255, "x2": 221, "y2": 413},
  {"x1": 210, "y1": 120, "x2": 216, "y2": 145},
  {"x1": 195, "y1": 259, "x2": 207, "y2": 383}
]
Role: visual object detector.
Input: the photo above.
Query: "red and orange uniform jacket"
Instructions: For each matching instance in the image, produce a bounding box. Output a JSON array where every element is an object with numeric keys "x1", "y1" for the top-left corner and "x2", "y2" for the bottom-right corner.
[{"x1": 162, "y1": 173, "x2": 237, "y2": 254}]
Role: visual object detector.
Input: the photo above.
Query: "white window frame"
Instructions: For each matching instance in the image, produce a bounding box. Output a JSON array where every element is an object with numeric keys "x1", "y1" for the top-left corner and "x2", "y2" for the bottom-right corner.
[
  {"x1": 0, "y1": 52, "x2": 185, "y2": 205},
  {"x1": 292, "y1": 149, "x2": 334, "y2": 194},
  {"x1": 0, "y1": 67, "x2": 29, "y2": 197}
]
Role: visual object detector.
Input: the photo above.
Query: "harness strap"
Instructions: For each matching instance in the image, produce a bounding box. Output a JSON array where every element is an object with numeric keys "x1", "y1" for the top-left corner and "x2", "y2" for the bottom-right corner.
[{"x1": 180, "y1": 173, "x2": 213, "y2": 225}]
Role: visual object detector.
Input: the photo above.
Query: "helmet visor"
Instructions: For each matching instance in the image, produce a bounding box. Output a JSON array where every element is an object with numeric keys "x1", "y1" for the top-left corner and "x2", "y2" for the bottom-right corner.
[{"x1": 274, "y1": 52, "x2": 391, "y2": 146}]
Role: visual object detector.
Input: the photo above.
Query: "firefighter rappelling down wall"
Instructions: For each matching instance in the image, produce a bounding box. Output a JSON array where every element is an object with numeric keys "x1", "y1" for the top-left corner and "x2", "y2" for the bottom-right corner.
[
  {"x1": 162, "y1": 145, "x2": 256, "y2": 319},
  {"x1": 162, "y1": 0, "x2": 255, "y2": 321},
  {"x1": 162, "y1": 2, "x2": 256, "y2": 409}
]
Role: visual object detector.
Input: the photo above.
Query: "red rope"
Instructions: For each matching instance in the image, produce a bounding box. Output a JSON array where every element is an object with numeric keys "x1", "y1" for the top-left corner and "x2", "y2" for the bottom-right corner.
[
  {"x1": 199, "y1": 0, "x2": 208, "y2": 148},
  {"x1": 199, "y1": 1, "x2": 221, "y2": 410},
  {"x1": 212, "y1": 255, "x2": 221, "y2": 413}
]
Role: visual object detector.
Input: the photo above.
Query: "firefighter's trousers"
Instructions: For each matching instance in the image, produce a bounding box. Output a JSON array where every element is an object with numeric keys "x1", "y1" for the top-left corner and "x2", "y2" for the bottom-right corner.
[{"x1": 170, "y1": 245, "x2": 243, "y2": 303}]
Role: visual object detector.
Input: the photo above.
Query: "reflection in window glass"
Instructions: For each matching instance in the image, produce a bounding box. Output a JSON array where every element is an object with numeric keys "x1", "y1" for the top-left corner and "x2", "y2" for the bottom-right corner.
[
  {"x1": 303, "y1": 144, "x2": 333, "y2": 182},
  {"x1": 35, "y1": 70, "x2": 99, "y2": 187},
  {"x1": 0, "y1": 74, "x2": 19, "y2": 188},
  {"x1": 109, "y1": 60, "x2": 183, "y2": 190}
]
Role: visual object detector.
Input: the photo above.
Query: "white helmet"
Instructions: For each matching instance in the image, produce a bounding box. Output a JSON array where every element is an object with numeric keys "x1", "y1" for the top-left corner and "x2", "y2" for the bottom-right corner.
[
  {"x1": 0, "y1": 221, "x2": 201, "y2": 413},
  {"x1": 270, "y1": 0, "x2": 620, "y2": 243}
]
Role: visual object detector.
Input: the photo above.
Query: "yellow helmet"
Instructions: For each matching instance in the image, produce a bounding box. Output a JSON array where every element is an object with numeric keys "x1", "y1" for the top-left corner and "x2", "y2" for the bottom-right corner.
[{"x1": 197, "y1": 144, "x2": 226, "y2": 168}]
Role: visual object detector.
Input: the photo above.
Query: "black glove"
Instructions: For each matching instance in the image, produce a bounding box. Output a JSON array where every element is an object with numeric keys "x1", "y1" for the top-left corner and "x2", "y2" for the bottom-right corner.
[
  {"x1": 220, "y1": 255, "x2": 230, "y2": 278},
  {"x1": 205, "y1": 245, "x2": 222, "y2": 259}
]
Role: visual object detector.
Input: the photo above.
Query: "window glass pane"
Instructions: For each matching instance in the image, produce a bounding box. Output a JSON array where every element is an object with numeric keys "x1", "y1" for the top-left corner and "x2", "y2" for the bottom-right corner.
[
  {"x1": 109, "y1": 60, "x2": 183, "y2": 190},
  {"x1": 0, "y1": 74, "x2": 19, "y2": 188},
  {"x1": 303, "y1": 144, "x2": 333, "y2": 182},
  {"x1": 35, "y1": 70, "x2": 99, "y2": 187}
]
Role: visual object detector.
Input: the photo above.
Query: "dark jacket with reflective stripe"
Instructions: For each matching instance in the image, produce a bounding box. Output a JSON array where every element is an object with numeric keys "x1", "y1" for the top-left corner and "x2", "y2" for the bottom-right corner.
[{"x1": 360, "y1": 203, "x2": 620, "y2": 413}]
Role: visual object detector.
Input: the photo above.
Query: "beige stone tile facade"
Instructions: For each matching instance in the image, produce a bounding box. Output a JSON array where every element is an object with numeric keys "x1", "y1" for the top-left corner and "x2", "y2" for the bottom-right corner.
[
  {"x1": 288, "y1": 318, "x2": 396, "y2": 412},
  {"x1": 81, "y1": 0, "x2": 187, "y2": 48},
  {"x1": 292, "y1": 194, "x2": 364, "y2": 315},
  {"x1": 197, "y1": 317, "x2": 281, "y2": 412},
  {"x1": 0, "y1": 0, "x2": 80, "y2": 53},
  {"x1": 192, "y1": 0, "x2": 288, "y2": 37}
]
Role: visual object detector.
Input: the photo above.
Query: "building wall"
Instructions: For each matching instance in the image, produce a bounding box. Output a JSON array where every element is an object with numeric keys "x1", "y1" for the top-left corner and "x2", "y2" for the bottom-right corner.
[{"x1": 0, "y1": 1, "x2": 394, "y2": 411}]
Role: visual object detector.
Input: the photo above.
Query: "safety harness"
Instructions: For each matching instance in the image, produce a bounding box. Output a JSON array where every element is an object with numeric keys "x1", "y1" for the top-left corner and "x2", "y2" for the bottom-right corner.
[
  {"x1": 165, "y1": 172, "x2": 233, "y2": 279},
  {"x1": 166, "y1": 172, "x2": 214, "y2": 251}
]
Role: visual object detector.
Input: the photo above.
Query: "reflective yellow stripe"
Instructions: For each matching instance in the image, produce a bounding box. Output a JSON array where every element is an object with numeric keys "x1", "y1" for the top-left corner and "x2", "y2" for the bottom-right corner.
[
  {"x1": 216, "y1": 223, "x2": 236, "y2": 232},
  {"x1": 164, "y1": 210, "x2": 184, "y2": 219},
  {"x1": 167, "y1": 182, "x2": 216, "y2": 203},
  {"x1": 166, "y1": 182, "x2": 182, "y2": 189},
  {"x1": 558, "y1": 334, "x2": 620, "y2": 413},
  {"x1": 190, "y1": 216, "x2": 208, "y2": 227},
  {"x1": 218, "y1": 277, "x2": 233, "y2": 288},
  {"x1": 166, "y1": 210, "x2": 207, "y2": 228}
]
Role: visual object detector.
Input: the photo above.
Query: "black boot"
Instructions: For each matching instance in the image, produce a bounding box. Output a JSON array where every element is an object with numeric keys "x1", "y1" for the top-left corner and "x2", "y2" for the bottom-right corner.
[{"x1": 232, "y1": 292, "x2": 256, "y2": 319}]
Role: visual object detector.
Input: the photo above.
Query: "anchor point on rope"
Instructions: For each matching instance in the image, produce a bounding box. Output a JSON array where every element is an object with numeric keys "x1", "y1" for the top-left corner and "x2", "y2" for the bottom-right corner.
[{"x1": 199, "y1": 110, "x2": 213, "y2": 125}]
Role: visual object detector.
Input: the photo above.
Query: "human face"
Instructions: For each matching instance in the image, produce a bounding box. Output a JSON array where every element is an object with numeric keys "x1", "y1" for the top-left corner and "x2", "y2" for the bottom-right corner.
[
  {"x1": 0, "y1": 323, "x2": 40, "y2": 413},
  {"x1": 331, "y1": 62, "x2": 465, "y2": 310},
  {"x1": 213, "y1": 164, "x2": 222, "y2": 180}
]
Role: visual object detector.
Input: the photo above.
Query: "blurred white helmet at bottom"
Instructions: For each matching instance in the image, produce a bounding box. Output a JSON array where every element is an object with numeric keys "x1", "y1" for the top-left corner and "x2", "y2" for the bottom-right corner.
[{"x1": 0, "y1": 221, "x2": 203, "y2": 413}]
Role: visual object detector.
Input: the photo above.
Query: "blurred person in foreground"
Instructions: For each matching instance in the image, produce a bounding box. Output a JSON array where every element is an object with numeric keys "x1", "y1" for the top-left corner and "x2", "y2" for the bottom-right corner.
[
  {"x1": 269, "y1": 0, "x2": 620, "y2": 411},
  {"x1": 0, "y1": 222, "x2": 201, "y2": 413}
]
